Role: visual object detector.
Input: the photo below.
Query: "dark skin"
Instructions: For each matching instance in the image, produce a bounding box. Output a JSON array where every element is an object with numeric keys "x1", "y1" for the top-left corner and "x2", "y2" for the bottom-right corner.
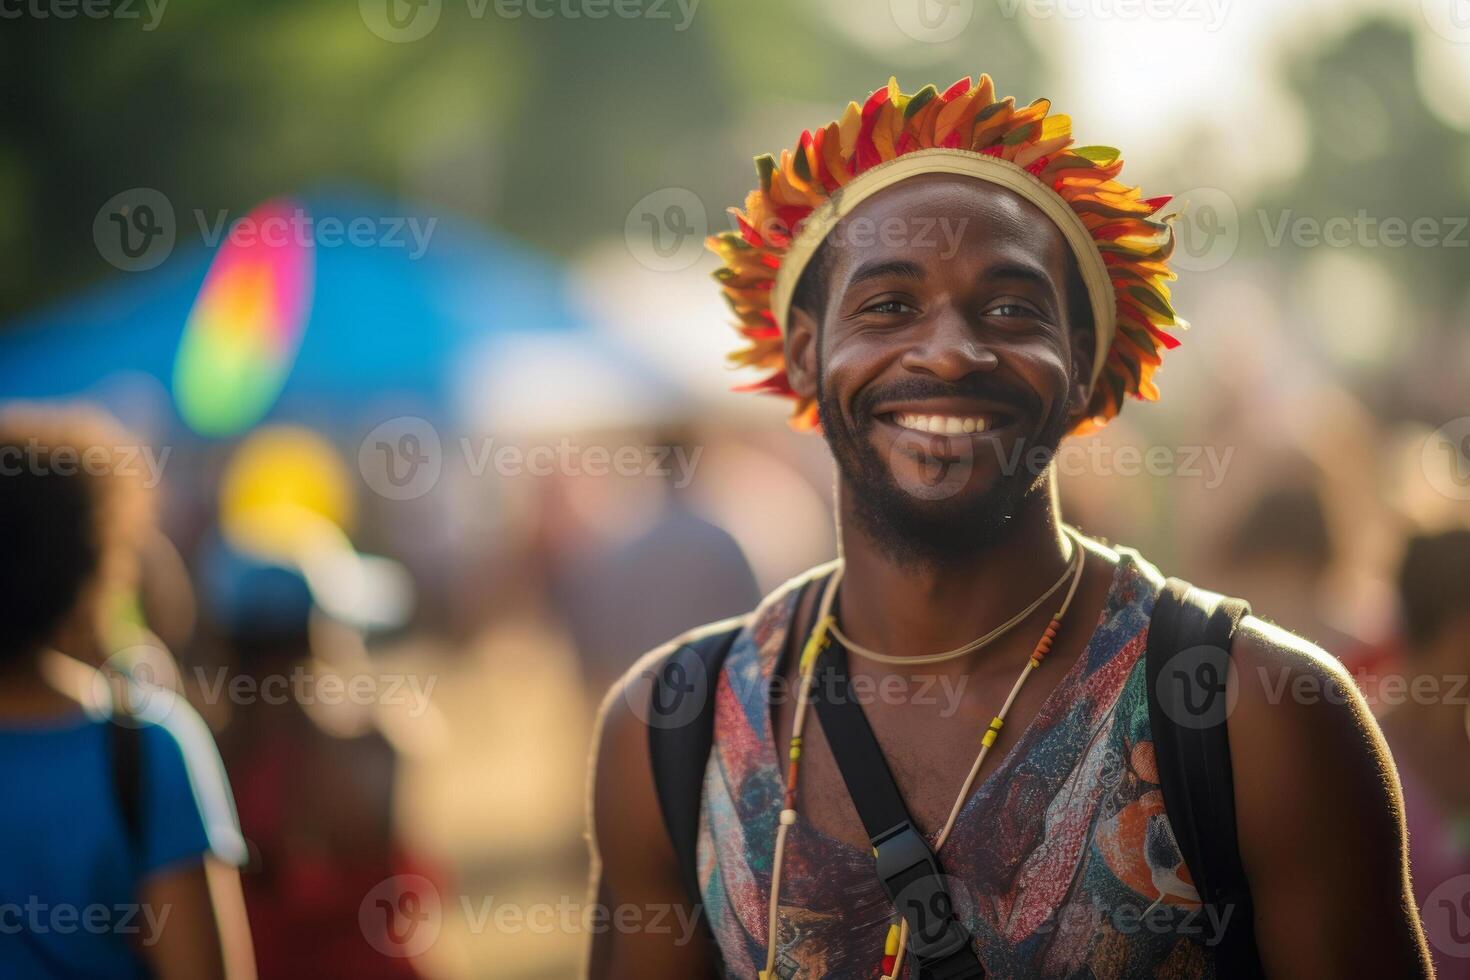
[
  {"x1": 588, "y1": 175, "x2": 1431, "y2": 977},
  {"x1": 0, "y1": 592, "x2": 256, "y2": 980}
]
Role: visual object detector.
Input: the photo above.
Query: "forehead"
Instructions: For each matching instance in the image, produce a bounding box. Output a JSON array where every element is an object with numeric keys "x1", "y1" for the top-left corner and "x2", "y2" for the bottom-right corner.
[{"x1": 823, "y1": 172, "x2": 1073, "y2": 282}]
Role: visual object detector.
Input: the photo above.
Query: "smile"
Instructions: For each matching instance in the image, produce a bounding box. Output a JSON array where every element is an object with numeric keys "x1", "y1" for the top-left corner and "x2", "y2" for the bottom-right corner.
[{"x1": 890, "y1": 412, "x2": 992, "y2": 435}]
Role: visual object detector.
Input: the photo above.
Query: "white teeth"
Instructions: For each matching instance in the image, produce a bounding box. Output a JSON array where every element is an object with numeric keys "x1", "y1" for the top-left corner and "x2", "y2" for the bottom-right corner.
[{"x1": 892, "y1": 412, "x2": 990, "y2": 434}]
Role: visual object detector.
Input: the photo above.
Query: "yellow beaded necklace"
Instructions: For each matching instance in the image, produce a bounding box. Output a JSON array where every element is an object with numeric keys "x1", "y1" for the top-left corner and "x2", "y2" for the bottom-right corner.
[{"x1": 760, "y1": 529, "x2": 1088, "y2": 980}]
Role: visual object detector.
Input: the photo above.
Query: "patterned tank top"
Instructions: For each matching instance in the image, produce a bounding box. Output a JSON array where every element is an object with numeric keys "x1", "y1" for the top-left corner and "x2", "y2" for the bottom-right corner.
[{"x1": 696, "y1": 545, "x2": 1223, "y2": 979}]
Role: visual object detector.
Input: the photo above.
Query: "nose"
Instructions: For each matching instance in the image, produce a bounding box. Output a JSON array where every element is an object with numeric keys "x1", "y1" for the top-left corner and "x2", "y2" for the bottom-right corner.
[{"x1": 898, "y1": 304, "x2": 998, "y2": 381}]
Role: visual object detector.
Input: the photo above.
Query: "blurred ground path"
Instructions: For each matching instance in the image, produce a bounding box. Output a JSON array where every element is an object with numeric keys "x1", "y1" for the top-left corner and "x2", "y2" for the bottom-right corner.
[{"x1": 386, "y1": 609, "x2": 595, "y2": 979}]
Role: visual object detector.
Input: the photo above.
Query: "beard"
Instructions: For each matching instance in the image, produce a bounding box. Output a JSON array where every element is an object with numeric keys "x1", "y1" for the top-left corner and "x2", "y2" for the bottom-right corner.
[{"x1": 817, "y1": 365, "x2": 1072, "y2": 569}]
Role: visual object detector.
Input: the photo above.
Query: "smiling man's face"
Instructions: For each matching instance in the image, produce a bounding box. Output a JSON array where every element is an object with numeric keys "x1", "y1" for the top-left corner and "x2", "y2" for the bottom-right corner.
[{"x1": 785, "y1": 172, "x2": 1095, "y2": 563}]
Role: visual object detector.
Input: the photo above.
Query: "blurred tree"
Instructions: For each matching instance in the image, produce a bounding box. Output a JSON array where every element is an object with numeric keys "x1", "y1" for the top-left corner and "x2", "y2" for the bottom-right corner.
[
  {"x1": 1253, "y1": 18, "x2": 1470, "y2": 419},
  {"x1": 0, "y1": 0, "x2": 1038, "y2": 323},
  {"x1": 1258, "y1": 19, "x2": 1469, "y2": 315}
]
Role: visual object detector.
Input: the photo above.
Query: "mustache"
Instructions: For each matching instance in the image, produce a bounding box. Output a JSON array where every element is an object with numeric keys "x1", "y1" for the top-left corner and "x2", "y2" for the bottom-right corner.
[{"x1": 850, "y1": 374, "x2": 1042, "y2": 424}]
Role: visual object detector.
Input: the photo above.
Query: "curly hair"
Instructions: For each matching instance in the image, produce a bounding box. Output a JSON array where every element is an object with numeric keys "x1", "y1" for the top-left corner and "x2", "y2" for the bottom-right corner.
[{"x1": 0, "y1": 404, "x2": 154, "y2": 664}]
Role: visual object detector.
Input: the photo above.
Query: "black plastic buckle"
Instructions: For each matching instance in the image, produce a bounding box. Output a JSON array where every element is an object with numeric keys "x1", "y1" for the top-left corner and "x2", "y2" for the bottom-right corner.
[{"x1": 871, "y1": 821, "x2": 970, "y2": 962}]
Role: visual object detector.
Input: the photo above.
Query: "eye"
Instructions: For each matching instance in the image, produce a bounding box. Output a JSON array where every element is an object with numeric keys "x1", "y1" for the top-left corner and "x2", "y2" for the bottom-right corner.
[
  {"x1": 983, "y1": 300, "x2": 1046, "y2": 320},
  {"x1": 862, "y1": 298, "x2": 918, "y2": 316}
]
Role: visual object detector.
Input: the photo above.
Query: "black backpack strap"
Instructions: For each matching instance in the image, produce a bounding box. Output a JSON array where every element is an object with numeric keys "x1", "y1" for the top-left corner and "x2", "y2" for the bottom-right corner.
[
  {"x1": 109, "y1": 715, "x2": 146, "y2": 850},
  {"x1": 1146, "y1": 577, "x2": 1264, "y2": 978},
  {"x1": 812, "y1": 642, "x2": 985, "y2": 980},
  {"x1": 646, "y1": 619, "x2": 744, "y2": 954}
]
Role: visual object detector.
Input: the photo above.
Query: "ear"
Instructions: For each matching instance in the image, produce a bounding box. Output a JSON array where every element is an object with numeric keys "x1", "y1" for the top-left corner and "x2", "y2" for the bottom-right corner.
[
  {"x1": 784, "y1": 305, "x2": 821, "y2": 401},
  {"x1": 1063, "y1": 321, "x2": 1098, "y2": 429}
]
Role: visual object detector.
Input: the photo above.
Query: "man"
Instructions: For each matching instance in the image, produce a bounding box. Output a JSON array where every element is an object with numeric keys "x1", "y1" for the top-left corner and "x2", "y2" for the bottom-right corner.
[{"x1": 588, "y1": 75, "x2": 1431, "y2": 978}]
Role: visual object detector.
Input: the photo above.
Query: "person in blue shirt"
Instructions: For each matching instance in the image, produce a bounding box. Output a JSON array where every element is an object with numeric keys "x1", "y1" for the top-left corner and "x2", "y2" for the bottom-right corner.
[{"x1": 0, "y1": 405, "x2": 254, "y2": 979}]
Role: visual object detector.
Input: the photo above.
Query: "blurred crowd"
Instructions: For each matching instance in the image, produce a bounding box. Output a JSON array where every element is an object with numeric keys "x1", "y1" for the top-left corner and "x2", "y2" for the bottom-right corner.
[
  {"x1": 0, "y1": 386, "x2": 1467, "y2": 976},
  {"x1": 0, "y1": 3, "x2": 1467, "y2": 977}
]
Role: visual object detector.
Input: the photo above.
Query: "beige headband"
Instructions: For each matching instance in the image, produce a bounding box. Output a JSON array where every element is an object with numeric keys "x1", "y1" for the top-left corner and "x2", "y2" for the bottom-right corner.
[{"x1": 771, "y1": 148, "x2": 1117, "y2": 387}]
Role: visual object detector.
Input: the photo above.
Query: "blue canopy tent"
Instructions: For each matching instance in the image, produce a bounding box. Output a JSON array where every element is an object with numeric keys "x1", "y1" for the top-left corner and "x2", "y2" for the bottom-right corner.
[{"x1": 0, "y1": 190, "x2": 615, "y2": 436}]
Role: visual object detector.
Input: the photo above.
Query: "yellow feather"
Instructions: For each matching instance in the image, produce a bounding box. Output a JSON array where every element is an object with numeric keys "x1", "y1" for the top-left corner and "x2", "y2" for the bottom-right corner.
[{"x1": 838, "y1": 101, "x2": 861, "y2": 157}]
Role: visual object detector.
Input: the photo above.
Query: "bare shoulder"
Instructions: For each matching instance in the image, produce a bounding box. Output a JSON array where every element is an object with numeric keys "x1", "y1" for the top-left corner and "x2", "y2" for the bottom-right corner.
[
  {"x1": 1228, "y1": 615, "x2": 1388, "y2": 766},
  {"x1": 1227, "y1": 615, "x2": 1397, "y2": 823},
  {"x1": 585, "y1": 574, "x2": 820, "y2": 977},
  {"x1": 1225, "y1": 616, "x2": 1431, "y2": 975},
  {"x1": 590, "y1": 645, "x2": 679, "y2": 871},
  {"x1": 591, "y1": 614, "x2": 747, "y2": 807},
  {"x1": 586, "y1": 638, "x2": 731, "y2": 978}
]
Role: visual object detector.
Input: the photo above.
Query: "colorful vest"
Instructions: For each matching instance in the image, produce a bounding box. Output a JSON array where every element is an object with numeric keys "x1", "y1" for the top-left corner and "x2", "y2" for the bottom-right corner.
[{"x1": 697, "y1": 545, "x2": 1223, "y2": 978}]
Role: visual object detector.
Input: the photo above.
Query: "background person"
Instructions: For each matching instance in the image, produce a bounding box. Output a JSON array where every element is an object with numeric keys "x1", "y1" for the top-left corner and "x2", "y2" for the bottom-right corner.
[
  {"x1": 200, "y1": 535, "x2": 433, "y2": 979},
  {"x1": 1380, "y1": 527, "x2": 1470, "y2": 977},
  {"x1": 0, "y1": 404, "x2": 254, "y2": 980}
]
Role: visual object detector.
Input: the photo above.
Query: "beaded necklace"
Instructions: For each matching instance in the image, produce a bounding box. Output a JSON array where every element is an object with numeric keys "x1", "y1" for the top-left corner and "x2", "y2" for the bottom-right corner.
[
  {"x1": 827, "y1": 548, "x2": 1081, "y2": 667},
  {"x1": 759, "y1": 529, "x2": 1088, "y2": 980}
]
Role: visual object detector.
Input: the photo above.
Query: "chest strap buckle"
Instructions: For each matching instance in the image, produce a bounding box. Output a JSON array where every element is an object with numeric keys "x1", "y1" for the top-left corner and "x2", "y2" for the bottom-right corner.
[{"x1": 871, "y1": 820, "x2": 973, "y2": 965}]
